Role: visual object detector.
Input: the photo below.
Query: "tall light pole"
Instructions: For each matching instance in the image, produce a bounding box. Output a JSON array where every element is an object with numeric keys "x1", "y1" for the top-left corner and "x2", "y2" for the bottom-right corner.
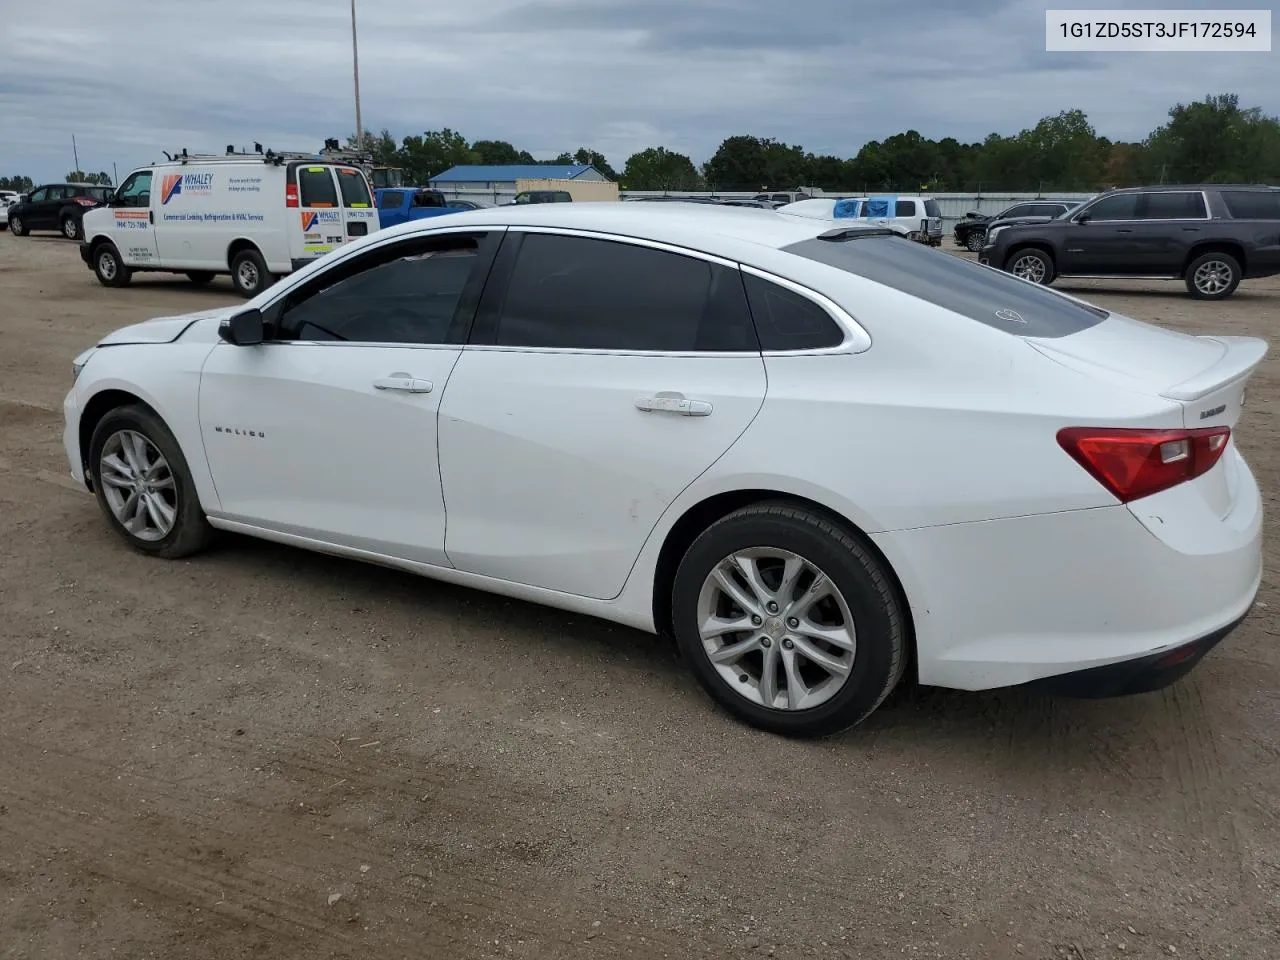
[{"x1": 351, "y1": 0, "x2": 364, "y2": 152}]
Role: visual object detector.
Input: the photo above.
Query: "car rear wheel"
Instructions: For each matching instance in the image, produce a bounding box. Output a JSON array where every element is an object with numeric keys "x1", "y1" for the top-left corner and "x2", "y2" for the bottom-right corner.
[
  {"x1": 186, "y1": 271, "x2": 215, "y2": 286},
  {"x1": 1006, "y1": 248, "x2": 1055, "y2": 285},
  {"x1": 230, "y1": 249, "x2": 270, "y2": 298},
  {"x1": 62, "y1": 215, "x2": 81, "y2": 240},
  {"x1": 89, "y1": 405, "x2": 213, "y2": 559},
  {"x1": 966, "y1": 231, "x2": 985, "y2": 252},
  {"x1": 671, "y1": 503, "x2": 907, "y2": 738},
  {"x1": 1185, "y1": 252, "x2": 1241, "y2": 300},
  {"x1": 9, "y1": 214, "x2": 27, "y2": 236},
  {"x1": 93, "y1": 243, "x2": 132, "y2": 287}
]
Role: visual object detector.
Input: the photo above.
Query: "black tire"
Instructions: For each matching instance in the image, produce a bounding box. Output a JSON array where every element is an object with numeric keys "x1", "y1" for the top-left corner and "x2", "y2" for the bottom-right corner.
[
  {"x1": 1184, "y1": 251, "x2": 1241, "y2": 301},
  {"x1": 61, "y1": 214, "x2": 82, "y2": 240},
  {"x1": 88, "y1": 404, "x2": 213, "y2": 559},
  {"x1": 230, "y1": 248, "x2": 270, "y2": 298},
  {"x1": 966, "y1": 230, "x2": 985, "y2": 252},
  {"x1": 1004, "y1": 247, "x2": 1056, "y2": 285},
  {"x1": 92, "y1": 242, "x2": 132, "y2": 288},
  {"x1": 671, "y1": 503, "x2": 908, "y2": 738},
  {"x1": 9, "y1": 214, "x2": 27, "y2": 236},
  {"x1": 186, "y1": 270, "x2": 215, "y2": 286}
]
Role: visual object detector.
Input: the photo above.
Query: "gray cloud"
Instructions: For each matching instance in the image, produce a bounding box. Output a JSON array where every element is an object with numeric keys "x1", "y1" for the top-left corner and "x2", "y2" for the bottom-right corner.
[{"x1": 2, "y1": 0, "x2": 1275, "y2": 182}]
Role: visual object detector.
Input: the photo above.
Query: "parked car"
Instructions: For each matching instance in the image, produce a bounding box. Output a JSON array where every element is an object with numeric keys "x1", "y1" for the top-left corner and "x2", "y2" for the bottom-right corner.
[
  {"x1": 63, "y1": 203, "x2": 1266, "y2": 736},
  {"x1": 981, "y1": 184, "x2": 1280, "y2": 300},
  {"x1": 445, "y1": 198, "x2": 487, "y2": 211},
  {"x1": 78, "y1": 156, "x2": 379, "y2": 297},
  {"x1": 776, "y1": 196, "x2": 935, "y2": 241},
  {"x1": 953, "y1": 200, "x2": 1082, "y2": 252},
  {"x1": 375, "y1": 187, "x2": 461, "y2": 228},
  {"x1": 511, "y1": 190, "x2": 573, "y2": 204},
  {"x1": 7, "y1": 182, "x2": 113, "y2": 240},
  {"x1": 0, "y1": 190, "x2": 15, "y2": 230}
]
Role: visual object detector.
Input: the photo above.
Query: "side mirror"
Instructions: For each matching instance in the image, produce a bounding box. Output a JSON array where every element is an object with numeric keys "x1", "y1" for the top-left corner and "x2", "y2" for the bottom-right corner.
[
  {"x1": 219, "y1": 308, "x2": 264, "y2": 346},
  {"x1": 1075, "y1": 213, "x2": 1091, "y2": 224}
]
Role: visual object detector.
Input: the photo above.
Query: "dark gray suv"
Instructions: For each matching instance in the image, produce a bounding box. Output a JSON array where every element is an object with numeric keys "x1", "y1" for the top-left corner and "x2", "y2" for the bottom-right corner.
[{"x1": 980, "y1": 184, "x2": 1280, "y2": 300}]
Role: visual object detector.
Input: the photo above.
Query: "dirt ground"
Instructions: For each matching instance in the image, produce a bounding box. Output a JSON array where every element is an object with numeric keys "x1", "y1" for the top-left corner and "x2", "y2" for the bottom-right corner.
[{"x1": 0, "y1": 230, "x2": 1276, "y2": 960}]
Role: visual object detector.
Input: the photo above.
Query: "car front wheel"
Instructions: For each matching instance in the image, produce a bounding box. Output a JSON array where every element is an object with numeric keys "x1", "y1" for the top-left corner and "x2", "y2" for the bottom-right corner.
[
  {"x1": 966, "y1": 231, "x2": 985, "y2": 252},
  {"x1": 9, "y1": 214, "x2": 27, "y2": 236},
  {"x1": 1005, "y1": 248, "x2": 1055, "y2": 285},
  {"x1": 1185, "y1": 252, "x2": 1241, "y2": 300},
  {"x1": 88, "y1": 405, "x2": 213, "y2": 559},
  {"x1": 671, "y1": 503, "x2": 908, "y2": 738}
]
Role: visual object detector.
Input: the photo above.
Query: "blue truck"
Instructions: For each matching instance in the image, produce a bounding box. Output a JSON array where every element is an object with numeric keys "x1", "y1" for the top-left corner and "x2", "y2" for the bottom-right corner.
[{"x1": 375, "y1": 188, "x2": 469, "y2": 229}]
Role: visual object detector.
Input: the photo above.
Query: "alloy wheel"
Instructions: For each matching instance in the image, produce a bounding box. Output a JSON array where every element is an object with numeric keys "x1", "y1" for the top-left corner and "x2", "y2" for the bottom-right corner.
[
  {"x1": 63, "y1": 217, "x2": 78, "y2": 239},
  {"x1": 1193, "y1": 260, "x2": 1232, "y2": 296},
  {"x1": 1010, "y1": 254, "x2": 1047, "y2": 283},
  {"x1": 696, "y1": 548, "x2": 856, "y2": 711},
  {"x1": 98, "y1": 430, "x2": 178, "y2": 542}
]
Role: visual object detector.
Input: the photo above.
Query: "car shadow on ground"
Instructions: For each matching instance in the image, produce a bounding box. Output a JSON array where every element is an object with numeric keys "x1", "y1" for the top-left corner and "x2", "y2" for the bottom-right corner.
[{"x1": 189, "y1": 528, "x2": 1190, "y2": 766}]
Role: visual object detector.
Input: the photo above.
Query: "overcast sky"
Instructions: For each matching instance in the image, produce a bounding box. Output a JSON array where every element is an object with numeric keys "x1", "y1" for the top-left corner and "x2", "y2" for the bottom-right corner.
[{"x1": 3, "y1": 0, "x2": 1276, "y2": 182}]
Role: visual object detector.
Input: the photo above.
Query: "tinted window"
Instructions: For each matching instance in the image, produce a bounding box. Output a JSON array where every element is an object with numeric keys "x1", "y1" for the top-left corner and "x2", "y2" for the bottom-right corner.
[
  {"x1": 47, "y1": 186, "x2": 66, "y2": 201},
  {"x1": 923, "y1": 199, "x2": 941, "y2": 217},
  {"x1": 28, "y1": 188, "x2": 47, "y2": 202},
  {"x1": 87, "y1": 186, "x2": 112, "y2": 201},
  {"x1": 378, "y1": 190, "x2": 405, "y2": 209},
  {"x1": 783, "y1": 234, "x2": 1107, "y2": 339},
  {"x1": 493, "y1": 234, "x2": 757, "y2": 352},
  {"x1": 1221, "y1": 190, "x2": 1280, "y2": 220},
  {"x1": 1028, "y1": 204, "x2": 1063, "y2": 216},
  {"x1": 1140, "y1": 191, "x2": 1206, "y2": 219},
  {"x1": 412, "y1": 191, "x2": 445, "y2": 208},
  {"x1": 1004, "y1": 204, "x2": 1037, "y2": 218},
  {"x1": 1082, "y1": 194, "x2": 1139, "y2": 220},
  {"x1": 336, "y1": 168, "x2": 373, "y2": 208},
  {"x1": 298, "y1": 167, "x2": 338, "y2": 207},
  {"x1": 894, "y1": 200, "x2": 917, "y2": 217},
  {"x1": 278, "y1": 236, "x2": 484, "y2": 344},
  {"x1": 743, "y1": 274, "x2": 844, "y2": 351}
]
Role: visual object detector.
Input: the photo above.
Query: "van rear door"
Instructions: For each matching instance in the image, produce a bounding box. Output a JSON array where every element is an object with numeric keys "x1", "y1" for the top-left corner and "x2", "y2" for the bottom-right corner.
[
  {"x1": 288, "y1": 164, "x2": 346, "y2": 265},
  {"x1": 335, "y1": 166, "x2": 380, "y2": 241}
]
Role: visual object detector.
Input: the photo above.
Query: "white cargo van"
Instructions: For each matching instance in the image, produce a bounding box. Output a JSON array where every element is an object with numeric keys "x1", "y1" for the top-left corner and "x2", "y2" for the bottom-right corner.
[{"x1": 78, "y1": 154, "x2": 380, "y2": 297}]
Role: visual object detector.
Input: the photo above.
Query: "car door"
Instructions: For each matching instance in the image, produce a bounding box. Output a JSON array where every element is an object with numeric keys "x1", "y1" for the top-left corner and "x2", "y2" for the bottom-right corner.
[
  {"x1": 198, "y1": 229, "x2": 502, "y2": 565},
  {"x1": 109, "y1": 170, "x2": 160, "y2": 267},
  {"x1": 31, "y1": 186, "x2": 62, "y2": 229},
  {"x1": 1127, "y1": 190, "x2": 1210, "y2": 274},
  {"x1": 1058, "y1": 192, "x2": 1141, "y2": 274},
  {"x1": 437, "y1": 229, "x2": 767, "y2": 600}
]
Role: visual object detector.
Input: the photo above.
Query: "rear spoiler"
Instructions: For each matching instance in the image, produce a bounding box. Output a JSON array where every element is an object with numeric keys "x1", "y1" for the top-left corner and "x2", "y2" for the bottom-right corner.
[{"x1": 1161, "y1": 336, "x2": 1268, "y2": 402}]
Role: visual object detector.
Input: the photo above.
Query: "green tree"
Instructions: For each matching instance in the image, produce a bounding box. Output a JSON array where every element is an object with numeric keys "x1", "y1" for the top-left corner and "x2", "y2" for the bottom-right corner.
[
  {"x1": 1138, "y1": 93, "x2": 1280, "y2": 183},
  {"x1": 570, "y1": 148, "x2": 618, "y2": 180},
  {"x1": 398, "y1": 128, "x2": 476, "y2": 184},
  {"x1": 0, "y1": 175, "x2": 34, "y2": 191},
  {"x1": 471, "y1": 139, "x2": 536, "y2": 165},
  {"x1": 621, "y1": 147, "x2": 703, "y2": 190},
  {"x1": 66, "y1": 171, "x2": 113, "y2": 185}
]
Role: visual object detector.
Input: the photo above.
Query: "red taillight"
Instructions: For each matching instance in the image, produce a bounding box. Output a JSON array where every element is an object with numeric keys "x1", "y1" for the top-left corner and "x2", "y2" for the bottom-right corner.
[
  {"x1": 1057, "y1": 426, "x2": 1231, "y2": 503},
  {"x1": 286, "y1": 183, "x2": 299, "y2": 208},
  {"x1": 74, "y1": 197, "x2": 97, "y2": 207}
]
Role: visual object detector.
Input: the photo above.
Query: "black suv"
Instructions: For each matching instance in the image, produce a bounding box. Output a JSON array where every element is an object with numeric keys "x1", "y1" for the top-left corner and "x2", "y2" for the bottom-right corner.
[
  {"x1": 7, "y1": 182, "x2": 113, "y2": 240},
  {"x1": 953, "y1": 199, "x2": 1080, "y2": 252},
  {"x1": 981, "y1": 185, "x2": 1280, "y2": 300}
]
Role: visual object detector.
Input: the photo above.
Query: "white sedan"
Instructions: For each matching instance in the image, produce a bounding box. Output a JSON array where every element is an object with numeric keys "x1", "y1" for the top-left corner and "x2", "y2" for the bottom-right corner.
[{"x1": 62, "y1": 203, "x2": 1265, "y2": 737}]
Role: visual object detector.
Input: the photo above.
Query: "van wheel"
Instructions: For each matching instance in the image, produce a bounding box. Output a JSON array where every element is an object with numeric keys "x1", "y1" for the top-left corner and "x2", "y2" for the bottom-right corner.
[
  {"x1": 62, "y1": 215, "x2": 82, "y2": 240},
  {"x1": 93, "y1": 243, "x2": 133, "y2": 288},
  {"x1": 230, "y1": 249, "x2": 269, "y2": 298},
  {"x1": 1185, "y1": 252, "x2": 1241, "y2": 300},
  {"x1": 186, "y1": 271, "x2": 215, "y2": 286}
]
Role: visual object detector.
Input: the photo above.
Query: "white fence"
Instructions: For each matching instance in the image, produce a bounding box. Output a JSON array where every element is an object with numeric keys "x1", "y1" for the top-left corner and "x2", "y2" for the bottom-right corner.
[{"x1": 429, "y1": 187, "x2": 1098, "y2": 224}]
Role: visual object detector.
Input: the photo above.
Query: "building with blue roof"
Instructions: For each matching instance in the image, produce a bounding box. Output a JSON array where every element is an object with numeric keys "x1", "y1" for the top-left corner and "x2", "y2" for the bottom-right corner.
[{"x1": 428, "y1": 164, "x2": 610, "y2": 190}]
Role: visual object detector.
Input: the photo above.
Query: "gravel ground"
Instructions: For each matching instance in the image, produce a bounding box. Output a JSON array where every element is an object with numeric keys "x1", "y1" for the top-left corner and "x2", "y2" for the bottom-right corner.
[{"x1": 1, "y1": 232, "x2": 1277, "y2": 960}]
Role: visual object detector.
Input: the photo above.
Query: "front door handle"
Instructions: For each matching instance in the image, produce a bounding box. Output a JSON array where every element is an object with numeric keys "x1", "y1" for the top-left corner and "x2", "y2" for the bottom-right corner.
[
  {"x1": 373, "y1": 374, "x2": 433, "y2": 394},
  {"x1": 635, "y1": 392, "x2": 712, "y2": 417},
  {"x1": 1115, "y1": 228, "x2": 1134, "y2": 234}
]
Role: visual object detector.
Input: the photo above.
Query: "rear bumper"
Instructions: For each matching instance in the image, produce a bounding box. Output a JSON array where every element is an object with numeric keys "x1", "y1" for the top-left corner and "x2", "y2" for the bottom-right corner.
[{"x1": 1021, "y1": 611, "x2": 1249, "y2": 698}]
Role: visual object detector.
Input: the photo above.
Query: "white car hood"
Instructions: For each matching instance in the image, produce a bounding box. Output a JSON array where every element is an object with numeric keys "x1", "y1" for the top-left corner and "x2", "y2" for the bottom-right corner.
[{"x1": 97, "y1": 306, "x2": 237, "y2": 346}]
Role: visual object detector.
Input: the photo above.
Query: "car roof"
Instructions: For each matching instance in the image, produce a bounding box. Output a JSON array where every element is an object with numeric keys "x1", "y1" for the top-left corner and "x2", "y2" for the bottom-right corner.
[
  {"x1": 395, "y1": 200, "x2": 847, "y2": 252},
  {"x1": 1103, "y1": 183, "x2": 1275, "y2": 193}
]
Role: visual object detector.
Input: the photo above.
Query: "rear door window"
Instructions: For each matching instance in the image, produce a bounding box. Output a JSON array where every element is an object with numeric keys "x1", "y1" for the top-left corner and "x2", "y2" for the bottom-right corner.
[
  {"x1": 894, "y1": 200, "x2": 917, "y2": 217},
  {"x1": 378, "y1": 190, "x2": 405, "y2": 209},
  {"x1": 336, "y1": 167, "x2": 373, "y2": 208},
  {"x1": 1004, "y1": 204, "x2": 1037, "y2": 218},
  {"x1": 783, "y1": 233, "x2": 1107, "y2": 339},
  {"x1": 1221, "y1": 190, "x2": 1280, "y2": 220},
  {"x1": 1139, "y1": 191, "x2": 1206, "y2": 220},
  {"x1": 297, "y1": 167, "x2": 339, "y2": 208}
]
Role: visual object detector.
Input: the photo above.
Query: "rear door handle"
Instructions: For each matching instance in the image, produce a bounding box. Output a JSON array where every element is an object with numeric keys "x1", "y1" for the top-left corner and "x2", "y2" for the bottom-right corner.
[
  {"x1": 635, "y1": 393, "x2": 712, "y2": 417},
  {"x1": 1116, "y1": 228, "x2": 1134, "y2": 234},
  {"x1": 1182, "y1": 227, "x2": 1201, "y2": 232},
  {"x1": 373, "y1": 375, "x2": 433, "y2": 394}
]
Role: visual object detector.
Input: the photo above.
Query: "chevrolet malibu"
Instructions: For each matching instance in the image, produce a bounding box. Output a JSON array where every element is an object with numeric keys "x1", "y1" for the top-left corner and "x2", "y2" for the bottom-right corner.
[{"x1": 63, "y1": 203, "x2": 1265, "y2": 737}]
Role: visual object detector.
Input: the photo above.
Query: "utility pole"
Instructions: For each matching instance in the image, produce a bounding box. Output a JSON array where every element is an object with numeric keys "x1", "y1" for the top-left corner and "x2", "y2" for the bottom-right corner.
[
  {"x1": 351, "y1": 0, "x2": 364, "y2": 152},
  {"x1": 72, "y1": 134, "x2": 80, "y2": 176},
  {"x1": 112, "y1": 162, "x2": 118, "y2": 186}
]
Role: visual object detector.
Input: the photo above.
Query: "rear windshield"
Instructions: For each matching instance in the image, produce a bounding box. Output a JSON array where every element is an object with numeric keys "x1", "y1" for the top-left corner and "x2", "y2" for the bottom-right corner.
[
  {"x1": 336, "y1": 168, "x2": 373, "y2": 208},
  {"x1": 923, "y1": 199, "x2": 941, "y2": 217},
  {"x1": 784, "y1": 234, "x2": 1108, "y2": 339},
  {"x1": 298, "y1": 167, "x2": 338, "y2": 207},
  {"x1": 1221, "y1": 190, "x2": 1280, "y2": 220},
  {"x1": 378, "y1": 190, "x2": 405, "y2": 209}
]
